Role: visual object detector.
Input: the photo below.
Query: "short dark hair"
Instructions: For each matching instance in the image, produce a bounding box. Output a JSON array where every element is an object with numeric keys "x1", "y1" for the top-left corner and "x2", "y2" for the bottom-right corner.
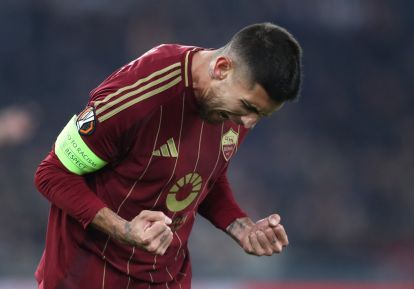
[{"x1": 228, "y1": 23, "x2": 302, "y2": 102}]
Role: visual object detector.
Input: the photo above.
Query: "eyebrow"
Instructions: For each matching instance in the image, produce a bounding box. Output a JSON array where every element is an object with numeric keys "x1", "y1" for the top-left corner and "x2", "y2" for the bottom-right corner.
[{"x1": 241, "y1": 99, "x2": 270, "y2": 117}]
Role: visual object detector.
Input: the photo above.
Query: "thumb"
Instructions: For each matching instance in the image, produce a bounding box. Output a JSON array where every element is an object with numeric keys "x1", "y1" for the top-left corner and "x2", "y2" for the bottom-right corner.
[
  {"x1": 141, "y1": 210, "x2": 172, "y2": 224},
  {"x1": 267, "y1": 214, "x2": 281, "y2": 227}
]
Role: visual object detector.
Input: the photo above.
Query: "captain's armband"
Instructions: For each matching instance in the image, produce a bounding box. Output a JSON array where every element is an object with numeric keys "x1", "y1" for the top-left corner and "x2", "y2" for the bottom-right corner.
[{"x1": 54, "y1": 115, "x2": 107, "y2": 175}]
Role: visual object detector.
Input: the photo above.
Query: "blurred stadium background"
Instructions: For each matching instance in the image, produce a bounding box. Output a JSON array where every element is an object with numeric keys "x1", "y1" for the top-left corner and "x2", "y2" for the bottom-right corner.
[{"x1": 1, "y1": 0, "x2": 413, "y2": 288}]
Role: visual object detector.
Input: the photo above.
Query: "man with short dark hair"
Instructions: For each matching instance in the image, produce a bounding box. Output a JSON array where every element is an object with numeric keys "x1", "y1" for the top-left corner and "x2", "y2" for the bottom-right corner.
[{"x1": 35, "y1": 22, "x2": 302, "y2": 289}]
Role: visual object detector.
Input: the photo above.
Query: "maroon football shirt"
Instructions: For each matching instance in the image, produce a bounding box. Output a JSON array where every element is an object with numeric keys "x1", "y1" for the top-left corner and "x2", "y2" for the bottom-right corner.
[{"x1": 35, "y1": 44, "x2": 248, "y2": 289}]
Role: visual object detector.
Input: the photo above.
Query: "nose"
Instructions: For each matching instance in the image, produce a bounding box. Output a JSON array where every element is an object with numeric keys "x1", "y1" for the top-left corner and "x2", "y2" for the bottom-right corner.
[{"x1": 240, "y1": 114, "x2": 260, "y2": 129}]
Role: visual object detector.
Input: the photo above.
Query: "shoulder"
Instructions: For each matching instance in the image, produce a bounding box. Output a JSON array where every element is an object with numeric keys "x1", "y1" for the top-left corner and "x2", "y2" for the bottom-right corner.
[
  {"x1": 143, "y1": 44, "x2": 198, "y2": 59},
  {"x1": 88, "y1": 44, "x2": 202, "y2": 127},
  {"x1": 123, "y1": 44, "x2": 200, "y2": 76},
  {"x1": 90, "y1": 44, "x2": 201, "y2": 102}
]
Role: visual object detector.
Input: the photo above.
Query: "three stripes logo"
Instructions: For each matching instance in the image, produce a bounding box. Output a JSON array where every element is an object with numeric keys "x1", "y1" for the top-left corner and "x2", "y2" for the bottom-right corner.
[
  {"x1": 152, "y1": 138, "x2": 178, "y2": 158},
  {"x1": 93, "y1": 62, "x2": 183, "y2": 123}
]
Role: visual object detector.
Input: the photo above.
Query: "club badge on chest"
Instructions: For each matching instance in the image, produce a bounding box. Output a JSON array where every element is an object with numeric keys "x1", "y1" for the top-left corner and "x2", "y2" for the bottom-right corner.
[{"x1": 221, "y1": 128, "x2": 239, "y2": 161}]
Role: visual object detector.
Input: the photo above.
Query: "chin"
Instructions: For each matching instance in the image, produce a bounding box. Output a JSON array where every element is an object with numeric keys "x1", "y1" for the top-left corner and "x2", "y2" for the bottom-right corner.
[{"x1": 199, "y1": 110, "x2": 223, "y2": 124}]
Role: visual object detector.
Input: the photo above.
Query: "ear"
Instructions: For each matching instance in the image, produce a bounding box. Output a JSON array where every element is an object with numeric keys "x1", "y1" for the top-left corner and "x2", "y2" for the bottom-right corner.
[{"x1": 211, "y1": 56, "x2": 232, "y2": 80}]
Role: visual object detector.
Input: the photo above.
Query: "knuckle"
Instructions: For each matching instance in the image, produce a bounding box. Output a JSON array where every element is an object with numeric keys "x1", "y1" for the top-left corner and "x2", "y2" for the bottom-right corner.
[
  {"x1": 273, "y1": 228, "x2": 282, "y2": 236},
  {"x1": 155, "y1": 211, "x2": 165, "y2": 218},
  {"x1": 140, "y1": 236, "x2": 151, "y2": 245},
  {"x1": 256, "y1": 231, "x2": 264, "y2": 239},
  {"x1": 141, "y1": 240, "x2": 150, "y2": 247},
  {"x1": 276, "y1": 225, "x2": 285, "y2": 233},
  {"x1": 140, "y1": 210, "x2": 149, "y2": 216},
  {"x1": 152, "y1": 222, "x2": 164, "y2": 230},
  {"x1": 146, "y1": 243, "x2": 157, "y2": 252},
  {"x1": 163, "y1": 228, "x2": 171, "y2": 235}
]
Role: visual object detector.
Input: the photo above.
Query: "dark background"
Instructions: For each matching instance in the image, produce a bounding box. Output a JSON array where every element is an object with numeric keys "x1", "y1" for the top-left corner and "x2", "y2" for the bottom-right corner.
[{"x1": 0, "y1": 0, "x2": 413, "y2": 284}]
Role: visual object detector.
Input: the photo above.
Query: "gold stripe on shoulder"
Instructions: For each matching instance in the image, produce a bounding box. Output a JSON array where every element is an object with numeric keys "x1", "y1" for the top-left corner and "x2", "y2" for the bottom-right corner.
[
  {"x1": 184, "y1": 51, "x2": 191, "y2": 87},
  {"x1": 98, "y1": 75, "x2": 182, "y2": 122},
  {"x1": 96, "y1": 68, "x2": 181, "y2": 116},
  {"x1": 94, "y1": 62, "x2": 181, "y2": 107}
]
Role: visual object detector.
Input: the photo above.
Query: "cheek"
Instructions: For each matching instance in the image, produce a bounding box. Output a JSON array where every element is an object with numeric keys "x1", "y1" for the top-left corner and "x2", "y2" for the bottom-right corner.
[
  {"x1": 207, "y1": 94, "x2": 226, "y2": 111},
  {"x1": 210, "y1": 83, "x2": 229, "y2": 101},
  {"x1": 209, "y1": 87, "x2": 221, "y2": 102}
]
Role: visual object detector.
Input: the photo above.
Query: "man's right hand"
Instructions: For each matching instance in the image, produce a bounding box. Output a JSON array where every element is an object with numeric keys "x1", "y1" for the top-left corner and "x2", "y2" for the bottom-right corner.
[
  {"x1": 92, "y1": 207, "x2": 173, "y2": 255},
  {"x1": 123, "y1": 210, "x2": 173, "y2": 255}
]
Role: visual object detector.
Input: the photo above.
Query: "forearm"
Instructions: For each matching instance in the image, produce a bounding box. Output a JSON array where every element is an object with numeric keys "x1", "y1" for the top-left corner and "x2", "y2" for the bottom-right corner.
[
  {"x1": 34, "y1": 151, "x2": 106, "y2": 228},
  {"x1": 226, "y1": 217, "x2": 255, "y2": 244},
  {"x1": 93, "y1": 208, "x2": 174, "y2": 252},
  {"x1": 91, "y1": 207, "x2": 131, "y2": 245}
]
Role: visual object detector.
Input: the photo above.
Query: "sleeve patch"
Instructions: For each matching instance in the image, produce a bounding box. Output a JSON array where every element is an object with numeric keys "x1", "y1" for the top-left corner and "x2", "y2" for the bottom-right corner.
[
  {"x1": 76, "y1": 106, "x2": 96, "y2": 136},
  {"x1": 55, "y1": 115, "x2": 107, "y2": 175}
]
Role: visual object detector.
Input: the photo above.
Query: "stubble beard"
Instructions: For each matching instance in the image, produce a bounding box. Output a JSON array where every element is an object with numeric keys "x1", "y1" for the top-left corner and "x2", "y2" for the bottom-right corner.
[{"x1": 197, "y1": 92, "x2": 225, "y2": 124}]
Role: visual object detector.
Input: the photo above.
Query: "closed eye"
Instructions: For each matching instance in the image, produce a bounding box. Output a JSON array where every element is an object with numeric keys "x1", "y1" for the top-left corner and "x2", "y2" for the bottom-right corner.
[
  {"x1": 240, "y1": 99, "x2": 264, "y2": 116},
  {"x1": 219, "y1": 111, "x2": 229, "y2": 119}
]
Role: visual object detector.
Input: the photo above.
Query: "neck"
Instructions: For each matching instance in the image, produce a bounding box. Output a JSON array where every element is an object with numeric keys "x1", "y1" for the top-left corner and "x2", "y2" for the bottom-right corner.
[{"x1": 191, "y1": 50, "x2": 216, "y2": 101}]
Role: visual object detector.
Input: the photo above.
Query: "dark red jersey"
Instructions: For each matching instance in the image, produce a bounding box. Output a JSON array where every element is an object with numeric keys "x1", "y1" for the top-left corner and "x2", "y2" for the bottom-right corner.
[{"x1": 35, "y1": 44, "x2": 248, "y2": 289}]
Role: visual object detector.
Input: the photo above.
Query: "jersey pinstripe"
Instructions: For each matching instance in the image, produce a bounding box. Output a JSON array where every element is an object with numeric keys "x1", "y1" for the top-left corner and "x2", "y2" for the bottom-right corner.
[{"x1": 36, "y1": 44, "x2": 249, "y2": 289}]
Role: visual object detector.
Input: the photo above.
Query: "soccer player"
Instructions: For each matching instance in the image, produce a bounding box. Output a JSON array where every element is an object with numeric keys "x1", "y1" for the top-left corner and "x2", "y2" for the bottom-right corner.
[{"x1": 34, "y1": 22, "x2": 302, "y2": 289}]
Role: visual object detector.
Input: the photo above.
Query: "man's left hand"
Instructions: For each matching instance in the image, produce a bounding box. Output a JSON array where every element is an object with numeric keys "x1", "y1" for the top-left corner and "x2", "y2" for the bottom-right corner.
[{"x1": 226, "y1": 214, "x2": 289, "y2": 256}]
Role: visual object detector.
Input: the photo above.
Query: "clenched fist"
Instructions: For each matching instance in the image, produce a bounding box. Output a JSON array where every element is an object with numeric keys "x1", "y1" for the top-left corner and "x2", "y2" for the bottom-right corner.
[
  {"x1": 124, "y1": 210, "x2": 173, "y2": 255},
  {"x1": 227, "y1": 214, "x2": 289, "y2": 256},
  {"x1": 92, "y1": 208, "x2": 174, "y2": 256}
]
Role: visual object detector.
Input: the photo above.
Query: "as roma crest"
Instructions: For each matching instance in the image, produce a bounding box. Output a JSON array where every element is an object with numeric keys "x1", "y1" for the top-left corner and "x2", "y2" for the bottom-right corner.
[{"x1": 221, "y1": 128, "x2": 239, "y2": 161}]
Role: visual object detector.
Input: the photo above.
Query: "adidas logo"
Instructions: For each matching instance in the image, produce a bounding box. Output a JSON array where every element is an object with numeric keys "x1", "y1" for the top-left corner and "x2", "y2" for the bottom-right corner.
[{"x1": 152, "y1": 138, "x2": 178, "y2": 157}]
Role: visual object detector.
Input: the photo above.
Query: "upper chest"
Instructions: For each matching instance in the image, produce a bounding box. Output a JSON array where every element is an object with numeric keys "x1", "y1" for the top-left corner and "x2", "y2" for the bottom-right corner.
[{"x1": 115, "y1": 94, "x2": 244, "y2": 181}]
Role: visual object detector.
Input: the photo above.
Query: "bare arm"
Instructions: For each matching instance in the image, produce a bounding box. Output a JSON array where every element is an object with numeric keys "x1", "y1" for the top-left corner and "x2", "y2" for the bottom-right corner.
[{"x1": 91, "y1": 207, "x2": 130, "y2": 244}]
